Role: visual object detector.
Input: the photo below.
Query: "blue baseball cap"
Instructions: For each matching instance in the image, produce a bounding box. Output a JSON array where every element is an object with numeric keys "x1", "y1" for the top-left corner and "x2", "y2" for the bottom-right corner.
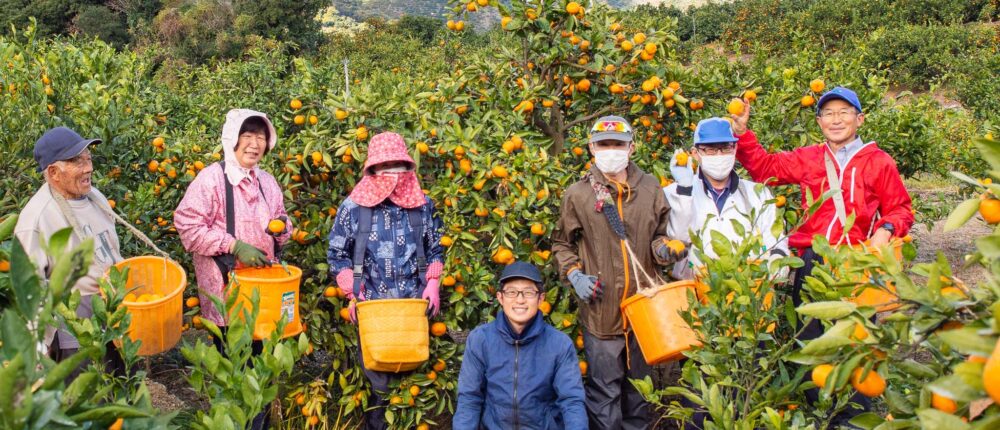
[
  {"x1": 34, "y1": 127, "x2": 101, "y2": 172},
  {"x1": 498, "y1": 261, "x2": 544, "y2": 290},
  {"x1": 816, "y1": 86, "x2": 863, "y2": 115},
  {"x1": 693, "y1": 117, "x2": 738, "y2": 145}
]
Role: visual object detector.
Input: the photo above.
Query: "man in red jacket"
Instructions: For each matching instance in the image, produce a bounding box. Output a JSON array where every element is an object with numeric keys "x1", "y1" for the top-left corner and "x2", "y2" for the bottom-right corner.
[{"x1": 730, "y1": 86, "x2": 913, "y2": 424}]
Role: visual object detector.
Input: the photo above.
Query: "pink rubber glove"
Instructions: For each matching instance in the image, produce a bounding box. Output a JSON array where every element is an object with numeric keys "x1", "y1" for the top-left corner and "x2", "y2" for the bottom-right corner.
[
  {"x1": 336, "y1": 269, "x2": 358, "y2": 300},
  {"x1": 422, "y1": 278, "x2": 441, "y2": 316}
]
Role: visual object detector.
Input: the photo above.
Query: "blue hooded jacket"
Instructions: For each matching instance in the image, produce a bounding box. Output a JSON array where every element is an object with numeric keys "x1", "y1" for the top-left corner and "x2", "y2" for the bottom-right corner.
[{"x1": 454, "y1": 311, "x2": 588, "y2": 430}]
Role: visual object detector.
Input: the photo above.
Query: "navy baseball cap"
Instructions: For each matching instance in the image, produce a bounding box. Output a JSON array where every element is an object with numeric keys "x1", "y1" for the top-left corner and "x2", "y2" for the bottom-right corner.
[
  {"x1": 34, "y1": 127, "x2": 101, "y2": 172},
  {"x1": 816, "y1": 86, "x2": 863, "y2": 115},
  {"x1": 498, "y1": 261, "x2": 544, "y2": 290}
]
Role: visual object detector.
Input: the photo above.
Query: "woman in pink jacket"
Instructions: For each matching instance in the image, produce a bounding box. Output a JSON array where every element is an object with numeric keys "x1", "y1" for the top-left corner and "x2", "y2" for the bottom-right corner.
[{"x1": 174, "y1": 108, "x2": 291, "y2": 340}]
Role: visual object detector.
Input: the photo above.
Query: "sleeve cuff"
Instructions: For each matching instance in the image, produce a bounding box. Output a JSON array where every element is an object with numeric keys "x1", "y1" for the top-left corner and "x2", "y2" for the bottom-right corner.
[
  {"x1": 425, "y1": 261, "x2": 444, "y2": 280},
  {"x1": 336, "y1": 269, "x2": 355, "y2": 291}
]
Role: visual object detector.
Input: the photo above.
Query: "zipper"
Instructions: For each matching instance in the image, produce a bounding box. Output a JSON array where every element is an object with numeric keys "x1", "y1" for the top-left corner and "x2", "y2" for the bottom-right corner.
[{"x1": 513, "y1": 340, "x2": 521, "y2": 429}]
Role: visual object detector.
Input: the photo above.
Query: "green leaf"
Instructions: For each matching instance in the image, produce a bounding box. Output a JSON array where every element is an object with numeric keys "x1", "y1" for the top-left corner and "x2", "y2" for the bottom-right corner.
[
  {"x1": 800, "y1": 335, "x2": 854, "y2": 355},
  {"x1": 973, "y1": 137, "x2": 1000, "y2": 171},
  {"x1": 8, "y1": 238, "x2": 41, "y2": 320},
  {"x1": 916, "y1": 408, "x2": 970, "y2": 430},
  {"x1": 795, "y1": 301, "x2": 856, "y2": 320},
  {"x1": 944, "y1": 198, "x2": 980, "y2": 232},
  {"x1": 976, "y1": 235, "x2": 1000, "y2": 259},
  {"x1": 936, "y1": 328, "x2": 994, "y2": 356}
]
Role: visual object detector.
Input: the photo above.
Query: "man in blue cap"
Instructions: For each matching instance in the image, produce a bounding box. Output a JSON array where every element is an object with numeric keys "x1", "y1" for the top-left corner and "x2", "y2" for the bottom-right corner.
[
  {"x1": 15, "y1": 126, "x2": 123, "y2": 368},
  {"x1": 663, "y1": 117, "x2": 788, "y2": 280},
  {"x1": 454, "y1": 261, "x2": 587, "y2": 429},
  {"x1": 730, "y1": 87, "x2": 913, "y2": 425}
]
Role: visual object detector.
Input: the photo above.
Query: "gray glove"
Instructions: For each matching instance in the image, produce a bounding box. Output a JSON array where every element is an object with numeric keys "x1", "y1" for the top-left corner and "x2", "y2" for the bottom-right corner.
[
  {"x1": 233, "y1": 240, "x2": 269, "y2": 268},
  {"x1": 569, "y1": 270, "x2": 601, "y2": 302},
  {"x1": 670, "y1": 149, "x2": 695, "y2": 188}
]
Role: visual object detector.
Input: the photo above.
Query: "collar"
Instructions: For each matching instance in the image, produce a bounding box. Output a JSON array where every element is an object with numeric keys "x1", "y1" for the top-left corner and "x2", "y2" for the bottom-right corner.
[
  {"x1": 827, "y1": 136, "x2": 864, "y2": 156},
  {"x1": 589, "y1": 161, "x2": 641, "y2": 187},
  {"x1": 698, "y1": 170, "x2": 740, "y2": 194},
  {"x1": 496, "y1": 310, "x2": 543, "y2": 344}
]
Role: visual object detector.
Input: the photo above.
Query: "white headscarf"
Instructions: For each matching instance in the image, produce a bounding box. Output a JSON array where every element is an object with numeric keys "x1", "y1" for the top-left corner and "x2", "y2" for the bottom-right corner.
[{"x1": 220, "y1": 109, "x2": 278, "y2": 185}]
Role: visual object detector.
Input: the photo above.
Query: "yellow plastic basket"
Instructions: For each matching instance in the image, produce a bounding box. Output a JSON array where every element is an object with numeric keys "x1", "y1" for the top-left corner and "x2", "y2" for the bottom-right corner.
[
  {"x1": 112, "y1": 256, "x2": 186, "y2": 356},
  {"x1": 231, "y1": 265, "x2": 304, "y2": 340},
  {"x1": 357, "y1": 299, "x2": 429, "y2": 372}
]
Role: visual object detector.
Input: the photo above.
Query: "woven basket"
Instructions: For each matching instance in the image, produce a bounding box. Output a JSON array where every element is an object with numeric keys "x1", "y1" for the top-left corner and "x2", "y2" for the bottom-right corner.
[{"x1": 356, "y1": 299, "x2": 429, "y2": 372}]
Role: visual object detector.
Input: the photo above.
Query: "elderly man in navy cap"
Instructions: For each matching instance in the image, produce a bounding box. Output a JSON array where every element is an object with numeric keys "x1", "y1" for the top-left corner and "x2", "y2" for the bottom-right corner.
[
  {"x1": 454, "y1": 262, "x2": 587, "y2": 430},
  {"x1": 15, "y1": 126, "x2": 123, "y2": 366}
]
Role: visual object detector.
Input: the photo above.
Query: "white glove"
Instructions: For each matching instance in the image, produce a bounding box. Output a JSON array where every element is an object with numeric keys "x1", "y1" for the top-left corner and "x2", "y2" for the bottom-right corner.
[{"x1": 670, "y1": 149, "x2": 695, "y2": 187}]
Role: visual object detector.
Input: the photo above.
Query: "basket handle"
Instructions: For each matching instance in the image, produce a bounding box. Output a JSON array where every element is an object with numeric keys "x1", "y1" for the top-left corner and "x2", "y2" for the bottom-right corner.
[{"x1": 623, "y1": 239, "x2": 667, "y2": 298}]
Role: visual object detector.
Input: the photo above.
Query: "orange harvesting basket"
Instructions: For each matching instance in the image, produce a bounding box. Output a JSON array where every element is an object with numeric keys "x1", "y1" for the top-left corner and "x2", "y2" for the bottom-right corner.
[
  {"x1": 621, "y1": 280, "x2": 702, "y2": 365},
  {"x1": 231, "y1": 265, "x2": 303, "y2": 340},
  {"x1": 357, "y1": 299, "x2": 429, "y2": 372},
  {"x1": 846, "y1": 239, "x2": 903, "y2": 312},
  {"x1": 112, "y1": 256, "x2": 186, "y2": 356}
]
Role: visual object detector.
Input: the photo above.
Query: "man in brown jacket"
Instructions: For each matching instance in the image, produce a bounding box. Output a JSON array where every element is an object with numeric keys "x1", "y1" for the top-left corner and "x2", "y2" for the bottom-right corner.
[{"x1": 552, "y1": 116, "x2": 685, "y2": 430}]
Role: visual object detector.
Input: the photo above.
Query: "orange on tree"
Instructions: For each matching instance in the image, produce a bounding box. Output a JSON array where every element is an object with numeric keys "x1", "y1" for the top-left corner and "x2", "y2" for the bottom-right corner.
[
  {"x1": 308, "y1": 115, "x2": 318, "y2": 125},
  {"x1": 801, "y1": 95, "x2": 816, "y2": 107},
  {"x1": 632, "y1": 32, "x2": 647, "y2": 44},
  {"x1": 531, "y1": 223, "x2": 545, "y2": 235},
  {"x1": 743, "y1": 89, "x2": 757, "y2": 102},
  {"x1": 931, "y1": 392, "x2": 958, "y2": 414},
  {"x1": 431, "y1": 322, "x2": 448, "y2": 337},
  {"x1": 147, "y1": 160, "x2": 159, "y2": 172},
  {"x1": 576, "y1": 79, "x2": 591, "y2": 92},
  {"x1": 192, "y1": 315, "x2": 204, "y2": 328},
  {"x1": 775, "y1": 195, "x2": 786, "y2": 207},
  {"x1": 323, "y1": 287, "x2": 338, "y2": 298},
  {"x1": 442, "y1": 275, "x2": 456, "y2": 286},
  {"x1": 440, "y1": 235, "x2": 454, "y2": 247},
  {"x1": 579, "y1": 360, "x2": 588, "y2": 375},
  {"x1": 433, "y1": 359, "x2": 446, "y2": 372},
  {"x1": 185, "y1": 297, "x2": 199, "y2": 308},
  {"x1": 417, "y1": 424, "x2": 430, "y2": 430},
  {"x1": 290, "y1": 99, "x2": 302, "y2": 110},
  {"x1": 539, "y1": 301, "x2": 552, "y2": 315},
  {"x1": 152, "y1": 136, "x2": 165, "y2": 147},
  {"x1": 409, "y1": 385, "x2": 421, "y2": 396},
  {"x1": 985, "y1": 339, "x2": 1000, "y2": 403},
  {"x1": 294, "y1": 115, "x2": 305, "y2": 125},
  {"x1": 339, "y1": 307, "x2": 352, "y2": 321},
  {"x1": 109, "y1": 418, "x2": 124, "y2": 430},
  {"x1": 850, "y1": 367, "x2": 886, "y2": 397},
  {"x1": 335, "y1": 108, "x2": 348, "y2": 120},
  {"x1": 810, "y1": 79, "x2": 826, "y2": 93},
  {"x1": 501, "y1": 16, "x2": 512, "y2": 29},
  {"x1": 491, "y1": 165, "x2": 509, "y2": 178},
  {"x1": 979, "y1": 198, "x2": 1000, "y2": 224},
  {"x1": 295, "y1": 394, "x2": 306, "y2": 405},
  {"x1": 620, "y1": 40, "x2": 634, "y2": 52},
  {"x1": 811, "y1": 364, "x2": 834, "y2": 388},
  {"x1": 565, "y1": 1, "x2": 581, "y2": 14},
  {"x1": 307, "y1": 416, "x2": 319, "y2": 426},
  {"x1": 851, "y1": 323, "x2": 869, "y2": 341}
]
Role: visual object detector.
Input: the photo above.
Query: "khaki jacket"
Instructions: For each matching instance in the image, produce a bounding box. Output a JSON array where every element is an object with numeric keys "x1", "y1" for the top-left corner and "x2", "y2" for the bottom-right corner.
[{"x1": 552, "y1": 163, "x2": 673, "y2": 339}]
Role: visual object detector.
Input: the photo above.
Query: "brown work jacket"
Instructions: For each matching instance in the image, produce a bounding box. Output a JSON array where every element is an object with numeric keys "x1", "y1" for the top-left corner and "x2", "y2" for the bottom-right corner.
[{"x1": 552, "y1": 162, "x2": 673, "y2": 339}]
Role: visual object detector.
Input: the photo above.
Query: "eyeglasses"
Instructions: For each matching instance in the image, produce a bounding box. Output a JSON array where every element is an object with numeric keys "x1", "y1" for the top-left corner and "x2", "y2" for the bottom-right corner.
[
  {"x1": 818, "y1": 109, "x2": 858, "y2": 121},
  {"x1": 500, "y1": 289, "x2": 540, "y2": 299},
  {"x1": 695, "y1": 144, "x2": 735, "y2": 155}
]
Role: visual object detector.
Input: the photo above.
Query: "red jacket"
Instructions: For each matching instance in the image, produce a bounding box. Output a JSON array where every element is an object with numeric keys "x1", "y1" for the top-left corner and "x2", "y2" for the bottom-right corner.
[{"x1": 735, "y1": 130, "x2": 913, "y2": 250}]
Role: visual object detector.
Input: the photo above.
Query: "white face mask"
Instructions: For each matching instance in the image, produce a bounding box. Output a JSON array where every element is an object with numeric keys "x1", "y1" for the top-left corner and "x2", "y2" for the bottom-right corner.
[
  {"x1": 593, "y1": 149, "x2": 630, "y2": 174},
  {"x1": 699, "y1": 154, "x2": 736, "y2": 181}
]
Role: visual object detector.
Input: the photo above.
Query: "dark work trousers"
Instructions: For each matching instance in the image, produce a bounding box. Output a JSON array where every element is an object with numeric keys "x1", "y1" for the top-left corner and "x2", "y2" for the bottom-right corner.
[
  {"x1": 358, "y1": 347, "x2": 412, "y2": 430},
  {"x1": 212, "y1": 328, "x2": 269, "y2": 430},
  {"x1": 794, "y1": 248, "x2": 870, "y2": 425},
  {"x1": 583, "y1": 330, "x2": 653, "y2": 430},
  {"x1": 48, "y1": 335, "x2": 128, "y2": 382}
]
